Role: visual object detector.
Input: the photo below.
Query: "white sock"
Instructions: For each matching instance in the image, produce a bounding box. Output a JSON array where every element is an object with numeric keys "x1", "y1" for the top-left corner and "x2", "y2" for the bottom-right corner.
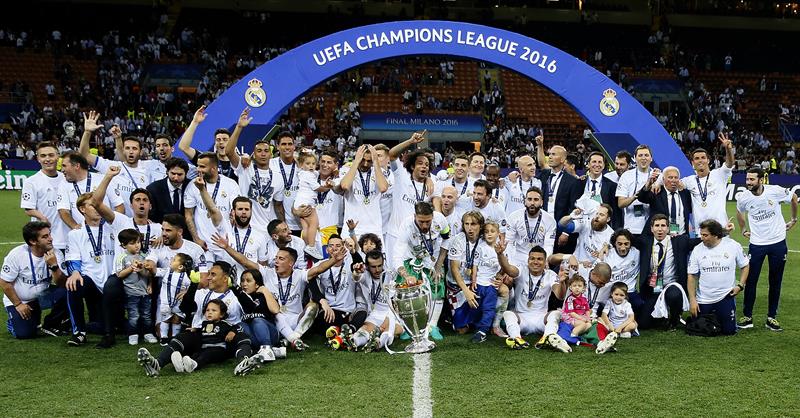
[
  {"x1": 379, "y1": 332, "x2": 393, "y2": 348},
  {"x1": 295, "y1": 305, "x2": 319, "y2": 338},
  {"x1": 287, "y1": 332, "x2": 301, "y2": 343},
  {"x1": 428, "y1": 300, "x2": 443, "y2": 328},
  {"x1": 503, "y1": 311, "x2": 520, "y2": 339},
  {"x1": 493, "y1": 296, "x2": 509, "y2": 328},
  {"x1": 544, "y1": 311, "x2": 560, "y2": 335},
  {"x1": 352, "y1": 330, "x2": 369, "y2": 347},
  {"x1": 171, "y1": 323, "x2": 182, "y2": 337}
]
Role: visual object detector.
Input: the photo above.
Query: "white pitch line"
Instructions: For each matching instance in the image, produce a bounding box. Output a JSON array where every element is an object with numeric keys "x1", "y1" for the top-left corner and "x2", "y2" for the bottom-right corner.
[
  {"x1": 412, "y1": 353, "x2": 433, "y2": 418},
  {"x1": 0, "y1": 242, "x2": 22, "y2": 245}
]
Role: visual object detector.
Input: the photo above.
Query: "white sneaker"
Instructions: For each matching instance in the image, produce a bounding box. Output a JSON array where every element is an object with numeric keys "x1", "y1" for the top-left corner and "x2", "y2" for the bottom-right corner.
[
  {"x1": 596, "y1": 332, "x2": 619, "y2": 354},
  {"x1": 257, "y1": 345, "x2": 276, "y2": 362},
  {"x1": 171, "y1": 351, "x2": 186, "y2": 373},
  {"x1": 128, "y1": 335, "x2": 139, "y2": 346},
  {"x1": 182, "y1": 356, "x2": 197, "y2": 373},
  {"x1": 547, "y1": 334, "x2": 572, "y2": 353},
  {"x1": 143, "y1": 333, "x2": 158, "y2": 344},
  {"x1": 272, "y1": 346, "x2": 287, "y2": 359},
  {"x1": 619, "y1": 332, "x2": 632, "y2": 338},
  {"x1": 304, "y1": 245, "x2": 323, "y2": 260}
]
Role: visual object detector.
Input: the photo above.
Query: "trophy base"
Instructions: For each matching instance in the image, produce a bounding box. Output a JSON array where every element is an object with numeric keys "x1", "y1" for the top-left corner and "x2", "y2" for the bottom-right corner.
[{"x1": 404, "y1": 338, "x2": 436, "y2": 354}]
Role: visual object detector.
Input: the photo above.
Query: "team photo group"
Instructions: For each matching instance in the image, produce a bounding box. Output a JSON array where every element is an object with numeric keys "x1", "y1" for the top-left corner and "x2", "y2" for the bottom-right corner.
[{"x1": 3, "y1": 103, "x2": 796, "y2": 377}]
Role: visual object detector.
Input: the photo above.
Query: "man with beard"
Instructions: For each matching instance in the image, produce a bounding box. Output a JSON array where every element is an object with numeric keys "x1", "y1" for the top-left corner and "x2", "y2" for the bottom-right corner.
[
  {"x1": 386, "y1": 131, "x2": 437, "y2": 253},
  {"x1": 225, "y1": 108, "x2": 280, "y2": 233},
  {"x1": 559, "y1": 204, "x2": 614, "y2": 268},
  {"x1": 1, "y1": 221, "x2": 66, "y2": 339},
  {"x1": 270, "y1": 132, "x2": 305, "y2": 235},
  {"x1": 58, "y1": 152, "x2": 125, "y2": 231},
  {"x1": 184, "y1": 152, "x2": 241, "y2": 257},
  {"x1": 178, "y1": 106, "x2": 237, "y2": 181},
  {"x1": 604, "y1": 151, "x2": 631, "y2": 184},
  {"x1": 604, "y1": 229, "x2": 641, "y2": 305},
  {"x1": 458, "y1": 180, "x2": 507, "y2": 234},
  {"x1": 211, "y1": 197, "x2": 269, "y2": 285},
  {"x1": 146, "y1": 158, "x2": 190, "y2": 225},
  {"x1": 339, "y1": 145, "x2": 388, "y2": 237},
  {"x1": 264, "y1": 220, "x2": 306, "y2": 269},
  {"x1": 638, "y1": 166, "x2": 692, "y2": 237},
  {"x1": 485, "y1": 163, "x2": 509, "y2": 210},
  {"x1": 496, "y1": 244, "x2": 569, "y2": 351},
  {"x1": 145, "y1": 213, "x2": 211, "y2": 280},
  {"x1": 315, "y1": 150, "x2": 344, "y2": 256},
  {"x1": 436, "y1": 154, "x2": 472, "y2": 198},
  {"x1": 506, "y1": 187, "x2": 557, "y2": 264},
  {"x1": 90, "y1": 167, "x2": 162, "y2": 256},
  {"x1": 682, "y1": 133, "x2": 736, "y2": 232},
  {"x1": 735, "y1": 167, "x2": 797, "y2": 332},
  {"x1": 79, "y1": 111, "x2": 153, "y2": 217},
  {"x1": 580, "y1": 152, "x2": 621, "y2": 229},
  {"x1": 121, "y1": 133, "x2": 196, "y2": 180},
  {"x1": 505, "y1": 155, "x2": 542, "y2": 215}
]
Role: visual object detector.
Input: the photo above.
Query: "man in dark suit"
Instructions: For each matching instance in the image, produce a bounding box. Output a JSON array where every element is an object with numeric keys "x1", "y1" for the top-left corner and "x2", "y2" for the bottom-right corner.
[
  {"x1": 147, "y1": 158, "x2": 190, "y2": 224},
  {"x1": 633, "y1": 214, "x2": 701, "y2": 330},
  {"x1": 637, "y1": 166, "x2": 692, "y2": 236},
  {"x1": 536, "y1": 136, "x2": 582, "y2": 254},
  {"x1": 579, "y1": 151, "x2": 622, "y2": 229}
]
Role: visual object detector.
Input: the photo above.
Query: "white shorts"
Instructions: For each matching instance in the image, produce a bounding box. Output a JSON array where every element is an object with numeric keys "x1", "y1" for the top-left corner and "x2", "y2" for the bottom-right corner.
[
  {"x1": 517, "y1": 311, "x2": 547, "y2": 336},
  {"x1": 365, "y1": 308, "x2": 391, "y2": 328},
  {"x1": 292, "y1": 193, "x2": 316, "y2": 210},
  {"x1": 158, "y1": 303, "x2": 184, "y2": 323}
]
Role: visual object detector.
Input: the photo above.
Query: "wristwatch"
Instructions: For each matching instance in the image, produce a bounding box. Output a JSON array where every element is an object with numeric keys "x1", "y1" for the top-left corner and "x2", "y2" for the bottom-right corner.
[{"x1": 737, "y1": 284, "x2": 745, "y2": 291}]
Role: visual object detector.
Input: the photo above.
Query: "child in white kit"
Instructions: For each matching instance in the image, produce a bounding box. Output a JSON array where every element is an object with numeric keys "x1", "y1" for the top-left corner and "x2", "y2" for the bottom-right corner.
[
  {"x1": 292, "y1": 151, "x2": 334, "y2": 260},
  {"x1": 158, "y1": 252, "x2": 194, "y2": 345},
  {"x1": 600, "y1": 282, "x2": 638, "y2": 338}
]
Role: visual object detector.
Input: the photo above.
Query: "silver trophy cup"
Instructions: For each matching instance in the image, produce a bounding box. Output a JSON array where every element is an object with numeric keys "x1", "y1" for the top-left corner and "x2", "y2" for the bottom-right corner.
[{"x1": 388, "y1": 262, "x2": 436, "y2": 354}]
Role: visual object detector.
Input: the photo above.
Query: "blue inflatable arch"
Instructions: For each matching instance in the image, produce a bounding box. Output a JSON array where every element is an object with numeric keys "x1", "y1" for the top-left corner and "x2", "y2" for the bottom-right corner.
[{"x1": 187, "y1": 20, "x2": 691, "y2": 174}]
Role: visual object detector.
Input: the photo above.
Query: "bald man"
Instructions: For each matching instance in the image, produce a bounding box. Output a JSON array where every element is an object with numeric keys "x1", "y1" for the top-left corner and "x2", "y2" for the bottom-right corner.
[
  {"x1": 505, "y1": 155, "x2": 542, "y2": 214},
  {"x1": 536, "y1": 136, "x2": 581, "y2": 253}
]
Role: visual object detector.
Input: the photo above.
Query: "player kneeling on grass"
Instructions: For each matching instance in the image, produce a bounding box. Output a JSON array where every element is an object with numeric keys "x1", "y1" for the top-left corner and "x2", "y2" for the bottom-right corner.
[
  {"x1": 333, "y1": 251, "x2": 404, "y2": 352},
  {"x1": 494, "y1": 243, "x2": 571, "y2": 352},
  {"x1": 137, "y1": 261, "x2": 269, "y2": 377}
]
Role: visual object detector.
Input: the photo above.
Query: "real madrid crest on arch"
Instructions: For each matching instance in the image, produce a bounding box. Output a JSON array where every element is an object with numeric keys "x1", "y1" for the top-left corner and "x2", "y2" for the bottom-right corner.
[
  {"x1": 599, "y1": 88, "x2": 619, "y2": 117},
  {"x1": 245, "y1": 78, "x2": 266, "y2": 108}
]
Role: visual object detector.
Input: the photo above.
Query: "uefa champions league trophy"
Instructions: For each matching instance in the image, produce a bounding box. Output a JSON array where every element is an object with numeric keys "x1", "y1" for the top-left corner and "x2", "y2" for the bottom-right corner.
[{"x1": 388, "y1": 253, "x2": 436, "y2": 354}]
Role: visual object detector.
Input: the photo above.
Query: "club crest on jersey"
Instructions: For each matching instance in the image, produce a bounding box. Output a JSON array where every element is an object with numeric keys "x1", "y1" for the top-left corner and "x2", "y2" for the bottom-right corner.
[
  {"x1": 599, "y1": 88, "x2": 620, "y2": 117},
  {"x1": 245, "y1": 78, "x2": 267, "y2": 108},
  {"x1": 723, "y1": 252, "x2": 729, "y2": 258},
  {"x1": 768, "y1": 199, "x2": 774, "y2": 206}
]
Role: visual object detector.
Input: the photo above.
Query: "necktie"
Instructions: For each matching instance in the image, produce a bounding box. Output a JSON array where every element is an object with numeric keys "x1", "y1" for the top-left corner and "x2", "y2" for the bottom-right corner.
[
  {"x1": 656, "y1": 242, "x2": 665, "y2": 277},
  {"x1": 669, "y1": 192, "x2": 677, "y2": 224},
  {"x1": 172, "y1": 187, "x2": 181, "y2": 212},
  {"x1": 591, "y1": 180, "x2": 597, "y2": 196}
]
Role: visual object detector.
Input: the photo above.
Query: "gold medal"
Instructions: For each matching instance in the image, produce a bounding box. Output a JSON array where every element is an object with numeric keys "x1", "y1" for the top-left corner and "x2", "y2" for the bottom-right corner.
[
  {"x1": 94, "y1": 255, "x2": 102, "y2": 263},
  {"x1": 280, "y1": 305, "x2": 287, "y2": 313},
  {"x1": 284, "y1": 190, "x2": 291, "y2": 197},
  {"x1": 527, "y1": 300, "x2": 533, "y2": 308},
  {"x1": 257, "y1": 196, "x2": 265, "y2": 204},
  {"x1": 316, "y1": 203, "x2": 323, "y2": 210},
  {"x1": 363, "y1": 197, "x2": 370, "y2": 205},
  {"x1": 465, "y1": 267, "x2": 472, "y2": 277},
  {"x1": 701, "y1": 201, "x2": 707, "y2": 207}
]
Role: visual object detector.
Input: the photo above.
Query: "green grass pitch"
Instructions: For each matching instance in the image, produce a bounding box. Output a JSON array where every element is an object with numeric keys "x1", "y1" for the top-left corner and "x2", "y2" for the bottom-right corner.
[{"x1": 0, "y1": 190, "x2": 797, "y2": 417}]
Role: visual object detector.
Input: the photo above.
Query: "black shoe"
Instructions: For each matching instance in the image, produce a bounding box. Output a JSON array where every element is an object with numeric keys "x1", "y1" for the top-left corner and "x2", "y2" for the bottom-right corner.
[
  {"x1": 159, "y1": 337, "x2": 170, "y2": 347},
  {"x1": 95, "y1": 335, "x2": 116, "y2": 349},
  {"x1": 470, "y1": 331, "x2": 487, "y2": 344},
  {"x1": 39, "y1": 325, "x2": 67, "y2": 337},
  {"x1": 67, "y1": 333, "x2": 87, "y2": 346}
]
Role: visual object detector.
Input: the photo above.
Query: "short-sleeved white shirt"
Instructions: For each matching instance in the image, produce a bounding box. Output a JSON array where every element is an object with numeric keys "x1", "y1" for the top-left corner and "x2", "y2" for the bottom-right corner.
[
  {"x1": 146, "y1": 238, "x2": 210, "y2": 277},
  {"x1": 505, "y1": 176, "x2": 543, "y2": 215},
  {"x1": 65, "y1": 222, "x2": 118, "y2": 289},
  {"x1": 190, "y1": 288, "x2": 242, "y2": 328},
  {"x1": 505, "y1": 208, "x2": 557, "y2": 262},
  {"x1": 57, "y1": 172, "x2": 124, "y2": 227},
  {"x1": 315, "y1": 255, "x2": 356, "y2": 313},
  {"x1": 387, "y1": 164, "x2": 436, "y2": 237},
  {"x1": 391, "y1": 212, "x2": 450, "y2": 270},
  {"x1": 21, "y1": 170, "x2": 68, "y2": 248},
  {"x1": 602, "y1": 300, "x2": 634, "y2": 328},
  {"x1": 688, "y1": 237, "x2": 749, "y2": 304},
  {"x1": 605, "y1": 247, "x2": 640, "y2": 291},
  {"x1": 573, "y1": 219, "x2": 613, "y2": 263},
  {"x1": 736, "y1": 185, "x2": 793, "y2": 246},
  {"x1": 260, "y1": 267, "x2": 309, "y2": 315},
  {"x1": 270, "y1": 157, "x2": 301, "y2": 230},
  {"x1": 183, "y1": 175, "x2": 241, "y2": 245},
  {"x1": 340, "y1": 166, "x2": 384, "y2": 236},
  {"x1": 93, "y1": 156, "x2": 153, "y2": 217},
  {"x1": 2, "y1": 244, "x2": 65, "y2": 307},
  {"x1": 234, "y1": 162, "x2": 277, "y2": 233},
  {"x1": 682, "y1": 165, "x2": 732, "y2": 231},
  {"x1": 615, "y1": 168, "x2": 652, "y2": 234},
  {"x1": 512, "y1": 265, "x2": 559, "y2": 315},
  {"x1": 265, "y1": 236, "x2": 307, "y2": 270}
]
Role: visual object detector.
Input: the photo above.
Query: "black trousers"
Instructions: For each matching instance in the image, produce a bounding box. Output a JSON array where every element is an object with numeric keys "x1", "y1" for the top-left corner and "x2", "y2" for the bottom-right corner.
[
  {"x1": 67, "y1": 275, "x2": 125, "y2": 335},
  {"x1": 157, "y1": 328, "x2": 253, "y2": 368},
  {"x1": 637, "y1": 286, "x2": 684, "y2": 329},
  {"x1": 312, "y1": 308, "x2": 366, "y2": 333}
]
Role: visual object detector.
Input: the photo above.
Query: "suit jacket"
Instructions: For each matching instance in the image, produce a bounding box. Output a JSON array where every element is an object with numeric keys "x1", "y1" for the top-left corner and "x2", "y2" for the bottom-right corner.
[
  {"x1": 633, "y1": 234, "x2": 701, "y2": 299},
  {"x1": 579, "y1": 175, "x2": 622, "y2": 229},
  {"x1": 637, "y1": 188, "x2": 692, "y2": 236},
  {"x1": 538, "y1": 168, "x2": 581, "y2": 222},
  {"x1": 147, "y1": 177, "x2": 190, "y2": 224}
]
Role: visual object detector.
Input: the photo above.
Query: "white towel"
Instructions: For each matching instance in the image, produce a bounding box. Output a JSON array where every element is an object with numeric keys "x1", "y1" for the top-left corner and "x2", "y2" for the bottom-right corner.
[{"x1": 652, "y1": 282, "x2": 689, "y2": 318}]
